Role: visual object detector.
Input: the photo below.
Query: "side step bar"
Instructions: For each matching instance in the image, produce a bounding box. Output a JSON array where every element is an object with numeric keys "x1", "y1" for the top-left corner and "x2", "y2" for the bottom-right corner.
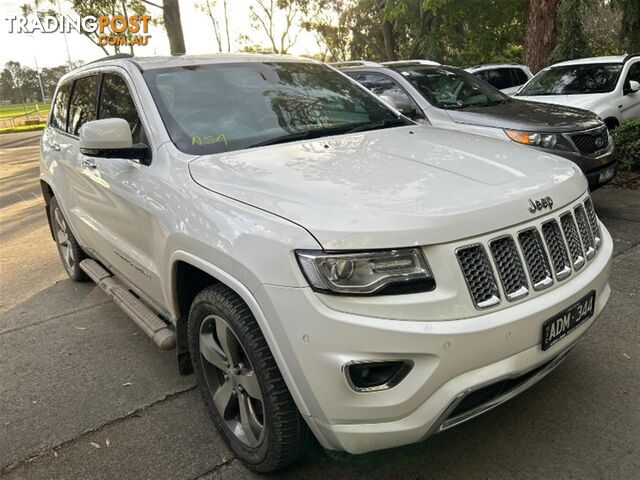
[{"x1": 80, "y1": 259, "x2": 176, "y2": 350}]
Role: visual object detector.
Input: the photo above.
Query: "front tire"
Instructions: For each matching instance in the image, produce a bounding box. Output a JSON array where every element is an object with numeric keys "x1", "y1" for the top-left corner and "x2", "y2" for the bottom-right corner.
[
  {"x1": 188, "y1": 284, "x2": 309, "y2": 472},
  {"x1": 50, "y1": 196, "x2": 88, "y2": 282}
]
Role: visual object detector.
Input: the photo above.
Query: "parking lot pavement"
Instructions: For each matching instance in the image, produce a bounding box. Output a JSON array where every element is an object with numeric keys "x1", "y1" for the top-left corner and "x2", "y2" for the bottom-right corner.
[{"x1": 1, "y1": 131, "x2": 639, "y2": 479}]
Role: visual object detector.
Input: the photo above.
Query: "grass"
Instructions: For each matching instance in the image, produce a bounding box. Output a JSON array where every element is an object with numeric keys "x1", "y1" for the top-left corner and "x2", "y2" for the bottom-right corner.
[
  {"x1": 0, "y1": 102, "x2": 51, "y2": 119},
  {"x1": 0, "y1": 123, "x2": 46, "y2": 134}
]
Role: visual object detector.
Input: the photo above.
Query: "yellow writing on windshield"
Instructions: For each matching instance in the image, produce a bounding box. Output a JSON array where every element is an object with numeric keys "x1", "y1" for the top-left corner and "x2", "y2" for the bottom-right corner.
[{"x1": 192, "y1": 134, "x2": 228, "y2": 146}]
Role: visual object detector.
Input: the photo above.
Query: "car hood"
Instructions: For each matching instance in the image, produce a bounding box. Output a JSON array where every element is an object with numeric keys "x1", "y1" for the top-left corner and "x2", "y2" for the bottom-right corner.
[
  {"x1": 513, "y1": 93, "x2": 609, "y2": 114},
  {"x1": 445, "y1": 99, "x2": 600, "y2": 132},
  {"x1": 189, "y1": 126, "x2": 586, "y2": 250}
]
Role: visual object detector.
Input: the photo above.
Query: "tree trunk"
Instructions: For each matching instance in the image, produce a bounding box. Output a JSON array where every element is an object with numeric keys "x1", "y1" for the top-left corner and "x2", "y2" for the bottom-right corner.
[
  {"x1": 163, "y1": 0, "x2": 186, "y2": 55},
  {"x1": 524, "y1": 0, "x2": 560, "y2": 73},
  {"x1": 381, "y1": 19, "x2": 397, "y2": 61}
]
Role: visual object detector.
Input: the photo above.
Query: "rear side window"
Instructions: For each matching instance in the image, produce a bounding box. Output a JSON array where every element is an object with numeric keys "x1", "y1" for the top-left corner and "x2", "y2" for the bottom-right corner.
[
  {"x1": 480, "y1": 68, "x2": 515, "y2": 90},
  {"x1": 50, "y1": 82, "x2": 72, "y2": 131},
  {"x1": 68, "y1": 75, "x2": 98, "y2": 136},
  {"x1": 98, "y1": 73, "x2": 146, "y2": 144},
  {"x1": 512, "y1": 68, "x2": 530, "y2": 86}
]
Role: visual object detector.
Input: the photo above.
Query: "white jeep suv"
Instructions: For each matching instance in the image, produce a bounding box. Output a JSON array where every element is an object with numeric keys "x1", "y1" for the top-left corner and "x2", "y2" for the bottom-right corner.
[{"x1": 40, "y1": 54, "x2": 612, "y2": 472}]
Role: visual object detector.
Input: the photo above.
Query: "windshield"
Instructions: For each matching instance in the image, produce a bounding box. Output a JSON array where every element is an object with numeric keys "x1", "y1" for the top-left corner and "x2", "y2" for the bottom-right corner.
[
  {"x1": 388, "y1": 65, "x2": 509, "y2": 109},
  {"x1": 518, "y1": 63, "x2": 623, "y2": 96},
  {"x1": 143, "y1": 61, "x2": 403, "y2": 154}
]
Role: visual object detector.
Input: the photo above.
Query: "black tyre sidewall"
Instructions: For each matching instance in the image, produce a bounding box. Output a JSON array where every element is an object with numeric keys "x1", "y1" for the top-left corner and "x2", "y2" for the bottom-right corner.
[
  {"x1": 188, "y1": 290, "x2": 273, "y2": 466},
  {"x1": 50, "y1": 196, "x2": 89, "y2": 282}
]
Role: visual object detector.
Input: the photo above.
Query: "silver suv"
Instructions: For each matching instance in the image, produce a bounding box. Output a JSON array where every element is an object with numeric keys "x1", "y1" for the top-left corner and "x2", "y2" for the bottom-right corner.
[{"x1": 335, "y1": 60, "x2": 618, "y2": 189}]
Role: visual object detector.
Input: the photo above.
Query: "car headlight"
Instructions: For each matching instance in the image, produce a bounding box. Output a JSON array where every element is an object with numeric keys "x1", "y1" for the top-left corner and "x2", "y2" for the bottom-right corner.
[
  {"x1": 504, "y1": 129, "x2": 572, "y2": 150},
  {"x1": 296, "y1": 248, "x2": 435, "y2": 295}
]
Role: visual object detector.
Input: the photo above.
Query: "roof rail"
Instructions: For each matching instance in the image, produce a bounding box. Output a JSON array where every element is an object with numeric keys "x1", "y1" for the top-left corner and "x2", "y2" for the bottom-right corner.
[
  {"x1": 381, "y1": 59, "x2": 440, "y2": 66},
  {"x1": 85, "y1": 53, "x2": 135, "y2": 66},
  {"x1": 330, "y1": 60, "x2": 383, "y2": 68}
]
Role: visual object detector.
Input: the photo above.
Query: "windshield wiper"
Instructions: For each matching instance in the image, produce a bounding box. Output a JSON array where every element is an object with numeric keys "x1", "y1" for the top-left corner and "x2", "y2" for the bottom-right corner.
[
  {"x1": 346, "y1": 117, "x2": 410, "y2": 133},
  {"x1": 247, "y1": 126, "x2": 353, "y2": 148}
]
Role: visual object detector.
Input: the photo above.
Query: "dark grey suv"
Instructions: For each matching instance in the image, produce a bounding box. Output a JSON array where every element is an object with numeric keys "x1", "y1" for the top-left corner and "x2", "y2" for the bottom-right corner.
[{"x1": 334, "y1": 60, "x2": 617, "y2": 189}]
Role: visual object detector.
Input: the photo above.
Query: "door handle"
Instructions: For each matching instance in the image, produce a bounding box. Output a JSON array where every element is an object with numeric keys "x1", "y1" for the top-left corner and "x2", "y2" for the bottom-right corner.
[
  {"x1": 82, "y1": 159, "x2": 97, "y2": 170},
  {"x1": 50, "y1": 142, "x2": 61, "y2": 151}
]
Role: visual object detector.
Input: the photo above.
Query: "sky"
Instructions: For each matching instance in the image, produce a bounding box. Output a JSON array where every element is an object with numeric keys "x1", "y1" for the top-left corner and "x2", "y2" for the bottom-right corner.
[{"x1": 0, "y1": 0, "x2": 321, "y2": 69}]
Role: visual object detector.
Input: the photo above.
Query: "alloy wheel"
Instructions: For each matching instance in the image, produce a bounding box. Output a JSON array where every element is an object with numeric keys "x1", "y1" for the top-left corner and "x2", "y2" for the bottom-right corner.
[
  {"x1": 54, "y1": 206, "x2": 75, "y2": 273},
  {"x1": 199, "y1": 314, "x2": 265, "y2": 447}
]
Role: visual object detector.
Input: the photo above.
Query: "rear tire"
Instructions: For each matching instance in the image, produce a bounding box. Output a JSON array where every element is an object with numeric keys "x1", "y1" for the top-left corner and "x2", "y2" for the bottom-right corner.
[
  {"x1": 188, "y1": 284, "x2": 309, "y2": 472},
  {"x1": 50, "y1": 196, "x2": 89, "y2": 282}
]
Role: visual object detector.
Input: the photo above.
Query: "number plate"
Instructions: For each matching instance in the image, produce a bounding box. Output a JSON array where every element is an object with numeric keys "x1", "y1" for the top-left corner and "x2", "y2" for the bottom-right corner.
[
  {"x1": 541, "y1": 291, "x2": 595, "y2": 351},
  {"x1": 599, "y1": 166, "x2": 615, "y2": 184}
]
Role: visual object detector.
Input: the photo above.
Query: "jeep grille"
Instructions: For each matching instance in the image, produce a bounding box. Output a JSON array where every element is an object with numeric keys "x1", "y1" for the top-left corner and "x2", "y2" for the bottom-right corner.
[{"x1": 457, "y1": 196, "x2": 602, "y2": 310}]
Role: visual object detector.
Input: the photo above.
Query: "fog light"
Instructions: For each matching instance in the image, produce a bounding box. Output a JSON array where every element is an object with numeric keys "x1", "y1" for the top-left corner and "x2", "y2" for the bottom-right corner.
[{"x1": 345, "y1": 360, "x2": 413, "y2": 392}]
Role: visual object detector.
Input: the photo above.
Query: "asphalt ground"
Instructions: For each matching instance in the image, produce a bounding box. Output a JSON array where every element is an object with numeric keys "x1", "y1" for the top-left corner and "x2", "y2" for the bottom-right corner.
[{"x1": 1, "y1": 131, "x2": 638, "y2": 479}]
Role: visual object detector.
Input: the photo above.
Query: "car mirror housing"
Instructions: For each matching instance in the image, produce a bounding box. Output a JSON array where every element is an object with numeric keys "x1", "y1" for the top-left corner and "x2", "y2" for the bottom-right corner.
[
  {"x1": 79, "y1": 118, "x2": 151, "y2": 165},
  {"x1": 625, "y1": 80, "x2": 640, "y2": 95}
]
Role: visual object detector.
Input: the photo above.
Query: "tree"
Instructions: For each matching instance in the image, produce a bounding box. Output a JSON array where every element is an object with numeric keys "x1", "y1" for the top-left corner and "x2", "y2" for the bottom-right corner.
[
  {"x1": 583, "y1": 0, "x2": 623, "y2": 56},
  {"x1": 248, "y1": 0, "x2": 313, "y2": 54},
  {"x1": 523, "y1": 0, "x2": 560, "y2": 73},
  {"x1": 613, "y1": 0, "x2": 640, "y2": 52},
  {"x1": 197, "y1": 0, "x2": 232, "y2": 52},
  {"x1": 163, "y1": 0, "x2": 186, "y2": 54},
  {"x1": 551, "y1": 0, "x2": 591, "y2": 62},
  {"x1": 197, "y1": 0, "x2": 224, "y2": 51}
]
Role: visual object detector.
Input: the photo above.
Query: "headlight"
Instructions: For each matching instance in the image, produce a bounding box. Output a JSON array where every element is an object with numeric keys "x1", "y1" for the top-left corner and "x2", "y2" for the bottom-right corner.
[
  {"x1": 505, "y1": 129, "x2": 559, "y2": 148},
  {"x1": 296, "y1": 248, "x2": 435, "y2": 295}
]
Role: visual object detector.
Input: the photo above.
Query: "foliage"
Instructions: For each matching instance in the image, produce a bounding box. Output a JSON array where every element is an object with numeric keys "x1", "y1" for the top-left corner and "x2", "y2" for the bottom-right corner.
[
  {"x1": 304, "y1": 0, "x2": 525, "y2": 66},
  {"x1": 613, "y1": 120, "x2": 640, "y2": 171},
  {"x1": 551, "y1": 0, "x2": 591, "y2": 63},
  {"x1": 583, "y1": 0, "x2": 624, "y2": 56},
  {"x1": 613, "y1": 0, "x2": 640, "y2": 52},
  {"x1": 0, "y1": 61, "x2": 70, "y2": 103}
]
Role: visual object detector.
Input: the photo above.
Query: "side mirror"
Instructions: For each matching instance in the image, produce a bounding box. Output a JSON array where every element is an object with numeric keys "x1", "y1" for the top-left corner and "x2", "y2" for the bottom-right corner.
[
  {"x1": 379, "y1": 94, "x2": 416, "y2": 117},
  {"x1": 79, "y1": 118, "x2": 151, "y2": 166},
  {"x1": 625, "y1": 80, "x2": 640, "y2": 95}
]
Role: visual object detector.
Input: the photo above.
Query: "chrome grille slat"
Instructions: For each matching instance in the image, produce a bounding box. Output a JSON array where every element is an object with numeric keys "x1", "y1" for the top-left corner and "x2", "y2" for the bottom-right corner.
[
  {"x1": 541, "y1": 220, "x2": 572, "y2": 281},
  {"x1": 518, "y1": 228, "x2": 553, "y2": 291},
  {"x1": 574, "y1": 205, "x2": 596, "y2": 260},
  {"x1": 456, "y1": 245, "x2": 500, "y2": 309},
  {"x1": 584, "y1": 198, "x2": 601, "y2": 250},
  {"x1": 560, "y1": 212, "x2": 585, "y2": 271},
  {"x1": 489, "y1": 236, "x2": 528, "y2": 301},
  {"x1": 457, "y1": 195, "x2": 602, "y2": 310}
]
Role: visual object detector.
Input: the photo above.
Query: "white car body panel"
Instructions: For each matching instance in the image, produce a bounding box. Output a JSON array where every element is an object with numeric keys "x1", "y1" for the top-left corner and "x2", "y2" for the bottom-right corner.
[{"x1": 40, "y1": 55, "x2": 613, "y2": 455}]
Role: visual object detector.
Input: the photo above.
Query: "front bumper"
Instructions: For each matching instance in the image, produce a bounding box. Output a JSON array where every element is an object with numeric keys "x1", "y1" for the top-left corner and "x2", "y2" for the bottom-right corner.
[
  {"x1": 541, "y1": 146, "x2": 617, "y2": 189},
  {"x1": 254, "y1": 225, "x2": 613, "y2": 454}
]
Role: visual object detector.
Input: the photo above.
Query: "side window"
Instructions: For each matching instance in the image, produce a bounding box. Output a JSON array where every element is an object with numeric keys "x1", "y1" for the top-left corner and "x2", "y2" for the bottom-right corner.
[
  {"x1": 352, "y1": 72, "x2": 424, "y2": 119},
  {"x1": 625, "y1": 62, "x2": 640, "y2": 85},
  {"x1": 482, "y1": 68, "x2": 515, "y2": 90},
  {"x1": 50, "y1": 82, "x2": 72, "y2": 132},
  {"x1": 512, "y1": 68, "x2": 530, "y2": 86},
  {"x1": 99, "y1": 73, "x2": 146, "y2": 144},
  {"x1": 68, "y1": 75, "x2": 98, "y2": 136}
]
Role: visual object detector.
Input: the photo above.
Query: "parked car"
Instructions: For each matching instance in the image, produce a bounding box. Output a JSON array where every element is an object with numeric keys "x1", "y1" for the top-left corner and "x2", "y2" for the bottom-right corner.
[
  {"x1": 41, "y1": 53, "x2": 612, "y2": 472},
  {"x1": 515, "y1": 54, "x2": 640, "y2": 129},
  {"x1": 466, "y1": 63, "x2": 533, "y2": 95},
  {"x1": 334, "y1": 60, "x2": 617, "y2": 189}
]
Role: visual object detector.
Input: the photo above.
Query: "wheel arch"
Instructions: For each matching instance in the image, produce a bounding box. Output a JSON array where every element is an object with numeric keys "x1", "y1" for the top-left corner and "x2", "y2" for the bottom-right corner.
[
  {"x1": 603, "y1": 116, "x2": 620, "y2": 130},
  {"x1": 40, "y1": 179, "x2": 56, "y2": 240}
]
